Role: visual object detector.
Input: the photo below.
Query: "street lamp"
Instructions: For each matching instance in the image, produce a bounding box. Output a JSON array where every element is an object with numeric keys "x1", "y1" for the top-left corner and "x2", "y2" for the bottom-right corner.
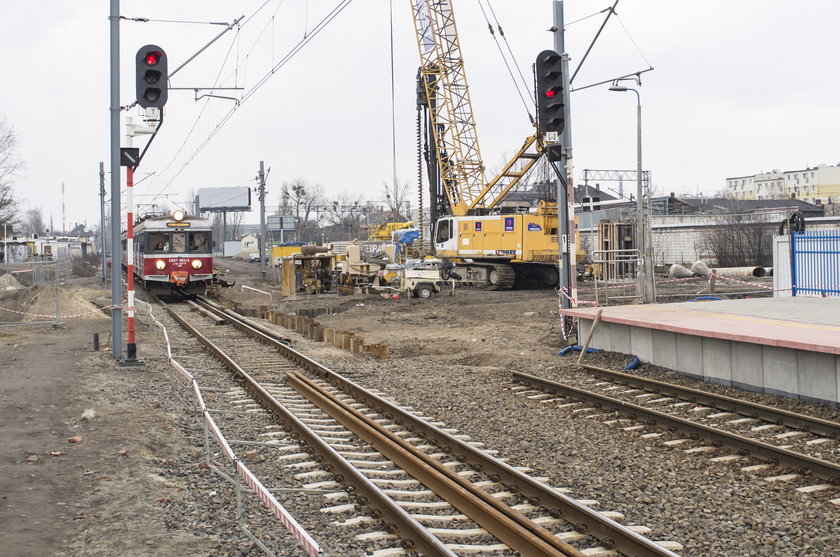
[{"x1": 610, "y1": 84, "x2": 655, "y2": 303}]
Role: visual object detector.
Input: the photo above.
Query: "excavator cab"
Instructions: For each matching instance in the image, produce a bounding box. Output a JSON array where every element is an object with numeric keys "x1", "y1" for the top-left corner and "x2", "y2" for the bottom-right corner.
[{"x1": 434, "y1": 218, "x2": 457, "y2": 253}]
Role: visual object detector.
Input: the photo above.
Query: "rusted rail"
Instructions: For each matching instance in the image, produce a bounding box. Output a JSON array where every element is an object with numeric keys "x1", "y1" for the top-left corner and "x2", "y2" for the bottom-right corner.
[
  {"x1": 161, "y1": 298, "x2": 457, "y2": 556},
  {"x1": 190, "y1": 296, "x2": 681, "y2": 557},
  {"x1": 288, "y1": 371, "x2": 583, "y2": 557},
  {"x1": 579, "y1": 364, "x2": 840, "y2": 440},
  {"x1": 513, "y1": 371, "x2": 840, "y2": 485}
]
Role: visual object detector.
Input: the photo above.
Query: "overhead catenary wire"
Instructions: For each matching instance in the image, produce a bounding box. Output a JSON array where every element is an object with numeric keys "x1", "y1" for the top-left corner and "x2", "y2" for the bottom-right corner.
[
  {"x1": 483, "y1": 0, "x2": 534, "y2": 108},
  {"x1": 614, "y1": 12, "x2": 653, "y2": 69},
  {"x1": 476, "y1": 0, "x2": 534, "y2": 122},
  {"x1": 570, "y1": 0, "x2": 619, "y2": 86},
  {"x1": 159, "y1": 0, "x2": 354, "y2": 192}
]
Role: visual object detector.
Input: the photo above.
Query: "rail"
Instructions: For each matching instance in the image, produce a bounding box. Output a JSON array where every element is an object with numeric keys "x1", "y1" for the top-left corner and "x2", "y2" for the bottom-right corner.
[
  {"x1": 189, "y1": 297, "x2": 681, "y2": 556},
  {"x1": 512, "y1": 371, "x2": 840, "y2": 484}
]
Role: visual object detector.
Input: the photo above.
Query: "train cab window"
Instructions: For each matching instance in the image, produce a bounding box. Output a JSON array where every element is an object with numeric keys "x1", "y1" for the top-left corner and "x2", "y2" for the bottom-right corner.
[
  {"x1": 172, "y1": 232, "x2": 187, "y2": 253},
  {"x1": 188, "y1": 232, "x2": 210, "y2": 253},
  {"x1": 150, "y1": 233, "x2": 169, "y2": 252}
]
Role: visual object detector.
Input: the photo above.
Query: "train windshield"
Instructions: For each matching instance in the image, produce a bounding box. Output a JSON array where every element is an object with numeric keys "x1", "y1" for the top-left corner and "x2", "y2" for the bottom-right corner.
[
  {"x1": 149, "y1": 232, "x2": 169, "y2": 252},
  {"x1": 188, "y1": 231, "x2": 210, "y2": 253},
  {"x1": 172, "y1": 232, "x2": 187, "y2": 253}
]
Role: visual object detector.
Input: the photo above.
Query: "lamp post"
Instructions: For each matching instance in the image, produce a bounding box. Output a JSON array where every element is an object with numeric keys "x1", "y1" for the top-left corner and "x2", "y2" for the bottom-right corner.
[{"x1": 610, "y1": 85, "x2": 655, "y2": 303}]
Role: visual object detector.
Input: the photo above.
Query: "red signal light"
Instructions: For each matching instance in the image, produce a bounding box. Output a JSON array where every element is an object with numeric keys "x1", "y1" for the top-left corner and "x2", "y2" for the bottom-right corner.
[
  {"x1": 145, "y1": 52, "x2": 160, "y2": 66},
  {"x1": 544, "y1": 89, "x2": 556, "y2": 99}
]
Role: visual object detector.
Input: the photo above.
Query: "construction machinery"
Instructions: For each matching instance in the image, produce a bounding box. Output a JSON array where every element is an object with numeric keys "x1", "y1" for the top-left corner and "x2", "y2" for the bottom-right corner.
[{"x1": 412, "y1": 0, "x2": 560, "y2": 289}]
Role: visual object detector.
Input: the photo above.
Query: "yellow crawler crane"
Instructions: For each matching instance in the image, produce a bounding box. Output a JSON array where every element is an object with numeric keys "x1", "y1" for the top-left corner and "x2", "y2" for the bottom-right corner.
[{"x1": 411, "y1": 0, "x2": 558, "y2": 289}]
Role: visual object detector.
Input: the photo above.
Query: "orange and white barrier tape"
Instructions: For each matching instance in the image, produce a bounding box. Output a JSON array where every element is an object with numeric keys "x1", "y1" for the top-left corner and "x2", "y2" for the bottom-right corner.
[
  {"x1": 150, "y1": 315, "x2": 322, "y2": 555},
  {"x1": 0, "y1": 303, "x2": 120, "y2": 320},
  {"x1": 237, "y1": 462, "x2": 321, "y2": 556}
]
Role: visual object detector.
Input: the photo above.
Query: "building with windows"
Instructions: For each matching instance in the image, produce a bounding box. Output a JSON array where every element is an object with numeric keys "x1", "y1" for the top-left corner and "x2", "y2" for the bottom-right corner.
[{"x1": 726, "y1": 164, "x2": 840, "y2": 204}]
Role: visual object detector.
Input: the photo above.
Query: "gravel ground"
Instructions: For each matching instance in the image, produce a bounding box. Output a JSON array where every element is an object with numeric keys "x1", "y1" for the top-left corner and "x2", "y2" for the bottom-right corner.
[
  {"x1": 5, "y1": 266, "x2": 838, "y2": 556},
  {"x1": 253, "y1": 286, "x2": 840, "y2": 557}
]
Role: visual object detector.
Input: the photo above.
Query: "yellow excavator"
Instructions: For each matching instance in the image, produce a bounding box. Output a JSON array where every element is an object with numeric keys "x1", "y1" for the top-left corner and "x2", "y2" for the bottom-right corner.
[{"x1": 412, "y1": 0, "x2": 560, "y2": 289}]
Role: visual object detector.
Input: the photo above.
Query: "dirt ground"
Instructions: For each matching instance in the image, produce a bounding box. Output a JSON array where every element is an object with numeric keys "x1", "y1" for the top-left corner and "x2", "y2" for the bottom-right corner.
[
  {"x1": 0, "y1": 276, "x2": 219, "y2": 556},
  {"x1": 0, "y1": 261, "x2": 792, "y2": 556}
]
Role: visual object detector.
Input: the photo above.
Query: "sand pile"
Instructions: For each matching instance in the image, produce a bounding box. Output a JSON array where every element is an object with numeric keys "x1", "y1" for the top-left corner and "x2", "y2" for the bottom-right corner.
[
  {"x1": 0, "y1": 273, "x2": 22, "y2": 296},
  {"x1": 23, "y1": 286, "x2": 109, "y2": 321}
]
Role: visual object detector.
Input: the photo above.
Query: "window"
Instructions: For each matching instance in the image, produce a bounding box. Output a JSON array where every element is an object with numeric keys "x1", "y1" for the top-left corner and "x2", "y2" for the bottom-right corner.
[
  {"x1": 435, "y1": 219, "x2": 451, "y2": 243},
  {"x1": 189, "y1": 231, "x2": 211, "y2": 253},
  {"x1": 149, "y1": 232, "x2": 169, "y2": 252},
  {"x1": 172, "y1": 232, "x2": 187, "y2": 253}
]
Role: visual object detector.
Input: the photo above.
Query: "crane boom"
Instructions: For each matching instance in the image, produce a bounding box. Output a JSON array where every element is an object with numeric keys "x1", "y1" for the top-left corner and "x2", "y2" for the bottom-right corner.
[{"x1": 411, "y1": 0, "x2": 485, "y2": 216}]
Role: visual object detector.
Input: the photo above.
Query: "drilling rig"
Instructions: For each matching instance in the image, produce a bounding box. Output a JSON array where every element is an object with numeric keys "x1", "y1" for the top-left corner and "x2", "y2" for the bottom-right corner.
[{"x1": 412, "y1": 0, "x2": 560, "y2": 289}]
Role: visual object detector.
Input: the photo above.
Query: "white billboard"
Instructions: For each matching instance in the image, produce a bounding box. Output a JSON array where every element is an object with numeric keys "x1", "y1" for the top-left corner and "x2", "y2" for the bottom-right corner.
[{"x1": 197, "y1": 187, "x2": 251, "y2": 212}]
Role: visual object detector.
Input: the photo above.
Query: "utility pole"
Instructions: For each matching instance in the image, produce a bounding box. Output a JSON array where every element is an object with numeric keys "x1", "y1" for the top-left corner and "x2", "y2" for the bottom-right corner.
[
  {"x1": 99, "y1": 162, "x2": 107, "y2": 284},
  {"x1": 109, "y1": 0, "x2": 122, "y2": 359},
  {"x1": 553, "y1": 0, "x2": 576, "y2": 336},
  {"x1": 258, "y1": 161, "x2": 267, "y2": 281},
  {"x1": 61, "y1": 182, "x2": 66, "y2": 236}
]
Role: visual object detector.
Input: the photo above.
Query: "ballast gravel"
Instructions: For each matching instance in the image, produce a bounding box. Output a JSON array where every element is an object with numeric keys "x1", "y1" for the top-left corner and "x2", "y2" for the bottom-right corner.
[{"x1": 80, "y1": 284, "x2": 840, "y2": 556}]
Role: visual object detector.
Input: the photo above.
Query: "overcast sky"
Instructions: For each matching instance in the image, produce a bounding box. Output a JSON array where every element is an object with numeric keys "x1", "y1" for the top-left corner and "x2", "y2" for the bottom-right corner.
[{"x1": 3, "y1": 0, "x2": 839, "y2": 231}]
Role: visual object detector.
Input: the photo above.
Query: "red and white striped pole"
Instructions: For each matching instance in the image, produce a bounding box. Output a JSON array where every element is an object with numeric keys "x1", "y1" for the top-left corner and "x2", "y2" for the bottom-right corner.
[{"x1": 126, "y1": 164, "x2": 137, "y2": 360}]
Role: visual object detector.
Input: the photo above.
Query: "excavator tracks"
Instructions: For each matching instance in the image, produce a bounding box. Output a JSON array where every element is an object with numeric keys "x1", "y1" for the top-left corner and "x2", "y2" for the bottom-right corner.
[{"x1": 487, "y1": 263, "x2": 516, "y2": 290}]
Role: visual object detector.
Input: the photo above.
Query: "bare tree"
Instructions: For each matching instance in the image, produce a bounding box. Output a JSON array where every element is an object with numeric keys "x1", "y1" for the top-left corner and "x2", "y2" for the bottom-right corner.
[
  {"x1": 0, "y1": 117, "x2": 22, "y2": 227},
  {"x1": 701, "y1": 213, "x2": 775, "y2": 267},
  {"x1": 211, "y1": 211, "x2": 246, "y2": 245},
  {"x1": 23, "y1": 207, "x2": 44, "y2": 236},
  {"x1": 325, "y1": 191, "x2": 366, "y2": 240},
  {"x1": 381, "y1": 178, "x2": 412, "y2": 220},
  {"x1": 283, "y1": 179, "x2": 324, "y2": 243},
  {"x1": 185, "y1": 188, "x2": 200, "y2": 215}
]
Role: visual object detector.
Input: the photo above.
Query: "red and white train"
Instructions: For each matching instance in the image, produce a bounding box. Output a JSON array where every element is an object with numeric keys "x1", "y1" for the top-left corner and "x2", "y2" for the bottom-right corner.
[{"x1": 122, "y1": 210, "x2": 215, "y2": 294}]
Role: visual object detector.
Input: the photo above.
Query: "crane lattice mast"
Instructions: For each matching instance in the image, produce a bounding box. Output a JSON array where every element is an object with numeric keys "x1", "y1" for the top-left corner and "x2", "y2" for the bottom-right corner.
[{"x1": 411, "y1": 0, "x2": 485, "y2": 216}]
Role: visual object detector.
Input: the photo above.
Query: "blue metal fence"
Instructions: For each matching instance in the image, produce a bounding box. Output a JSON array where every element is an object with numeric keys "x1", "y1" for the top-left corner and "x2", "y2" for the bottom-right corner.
[{"x1": 790, "y1": 229, "x2": 840, "y2": 296}]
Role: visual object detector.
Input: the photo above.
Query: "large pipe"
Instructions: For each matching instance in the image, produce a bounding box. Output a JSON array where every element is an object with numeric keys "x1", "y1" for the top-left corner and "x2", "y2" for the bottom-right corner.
[{"x1": 713, "y1": 266, "x2": 767, "y2": 278}]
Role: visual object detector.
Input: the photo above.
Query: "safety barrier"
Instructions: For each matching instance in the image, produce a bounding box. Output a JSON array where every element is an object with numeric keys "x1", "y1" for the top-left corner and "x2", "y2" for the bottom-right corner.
[{"x1": 133, "y1": 299, "x2": 322, "y2": 556}]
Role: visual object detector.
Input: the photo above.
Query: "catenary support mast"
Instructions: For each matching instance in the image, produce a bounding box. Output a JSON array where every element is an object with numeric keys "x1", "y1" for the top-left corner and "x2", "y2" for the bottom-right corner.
[
  {"x1": 553, "y1": 1, "x2": 576, "y2": 322},
  {"x1": 109, "y1": 0, "x2": 122, "y2": 359}
]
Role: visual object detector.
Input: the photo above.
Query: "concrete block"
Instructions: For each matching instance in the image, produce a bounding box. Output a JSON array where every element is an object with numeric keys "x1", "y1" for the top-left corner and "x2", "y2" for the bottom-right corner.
[
  {"x1": 702, "y1": 338, "x2": 732, "y2": 386},
  {"x1": 651, "y1": 330, "x2": 678, "y2": 370},
  {"x1": 796, "y1": 351, "x2": 837, "y2": 405},
  {"x1": 350, "y1": 337, "x2": 364, "y2": 354},
  {"x1": 762, "y1": 346, "x2": 798, "y2": 398},
  {"x1": 731, "y1": 342, "x2": 763, "y2": 394},
  {"x1": 608, "y1": 323, "x2": 632, "y2": 354},
  {"x1": 578, "y1": 320, "x2": 591, "y2": 347},
  {"x1": 323, "y1": 328, "x2": 335, "y2": 345},
  {"x1": 675, "y1": 334, "x2": 703, "y2": 377},
  {"x1": 630, "y1": 326, "x2": 653, "y2": 362},
  {"x1": 590, "y1": 320, "x2": 611, "y2": 352}
]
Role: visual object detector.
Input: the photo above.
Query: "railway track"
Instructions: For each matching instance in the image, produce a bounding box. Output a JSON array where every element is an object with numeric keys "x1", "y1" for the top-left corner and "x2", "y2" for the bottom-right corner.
[
  {"x1": 160, "y1": 295, "x2": 684, "y2": 556},
  {"x1": 512, "y1": 366, "x2": 840, "y2": 499}
]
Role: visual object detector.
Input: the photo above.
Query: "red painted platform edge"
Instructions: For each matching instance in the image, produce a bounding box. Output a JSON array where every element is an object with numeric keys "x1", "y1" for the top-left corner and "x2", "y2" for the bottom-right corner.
[{"x1": 560, "y1": 307, "x2": 840, "y2": 356}]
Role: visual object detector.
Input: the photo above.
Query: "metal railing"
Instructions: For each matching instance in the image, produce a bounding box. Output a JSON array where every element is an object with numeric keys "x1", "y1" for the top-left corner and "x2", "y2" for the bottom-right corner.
[
  {"x1": 0, "y1": 262, "x2": 64, "y2": 325},
  {"x1": 591, "y1": 248, "x2": 642, "y2": 305},
  {"x1": 791, "y1": 229, "x2": 840, "y2": 296}
]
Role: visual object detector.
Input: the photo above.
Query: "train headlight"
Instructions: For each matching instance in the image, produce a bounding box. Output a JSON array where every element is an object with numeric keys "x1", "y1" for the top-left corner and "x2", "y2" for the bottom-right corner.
[
  {"x1": 191, "y1": 259, "x2": 202, "y2": 269},
  {"x1": 154, "y1": 259, "x2": 166, "y2": 270},
  {"x1": 172, "y1": 209, "x2": 186, "y2": 221}
]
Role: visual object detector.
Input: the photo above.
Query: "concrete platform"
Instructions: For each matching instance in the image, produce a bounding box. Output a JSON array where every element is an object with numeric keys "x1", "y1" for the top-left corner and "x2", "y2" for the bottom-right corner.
[{"x1": 562, "y1": 297, "x2": 840, "y2": 407}]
